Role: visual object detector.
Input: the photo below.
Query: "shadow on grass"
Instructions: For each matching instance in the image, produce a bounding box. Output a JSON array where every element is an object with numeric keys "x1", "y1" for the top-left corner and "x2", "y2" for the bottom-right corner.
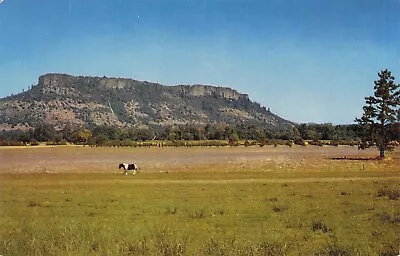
[{"x1": 330, "y1": 156, "x2": 382, "y2": 161}]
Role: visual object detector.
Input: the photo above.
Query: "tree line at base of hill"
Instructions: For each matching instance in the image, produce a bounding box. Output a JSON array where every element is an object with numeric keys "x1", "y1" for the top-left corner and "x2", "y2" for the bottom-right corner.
[{"x1": 0, "y1": 122, "x2": 398, "y2": 148}]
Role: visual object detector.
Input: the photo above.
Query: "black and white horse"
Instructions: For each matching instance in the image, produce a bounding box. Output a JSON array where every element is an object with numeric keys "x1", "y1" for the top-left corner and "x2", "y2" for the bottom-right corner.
[{"x1": 119, "y1": 163, "x2": 140, "y2": 175}]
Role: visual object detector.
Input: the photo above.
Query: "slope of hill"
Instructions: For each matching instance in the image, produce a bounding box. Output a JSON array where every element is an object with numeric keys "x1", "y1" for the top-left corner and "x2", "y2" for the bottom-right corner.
[{"x1": 0, "y1": 73, "x2": 292, "y2": 130}]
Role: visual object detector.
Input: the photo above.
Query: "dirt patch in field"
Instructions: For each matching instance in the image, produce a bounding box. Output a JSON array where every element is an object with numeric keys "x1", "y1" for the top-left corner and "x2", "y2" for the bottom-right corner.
[{"x1": 0, "y1": 145, "x2": 397, "y2": 174}]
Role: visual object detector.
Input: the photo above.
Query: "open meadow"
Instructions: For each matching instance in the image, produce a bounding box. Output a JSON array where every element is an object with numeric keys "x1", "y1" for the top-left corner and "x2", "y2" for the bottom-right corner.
[{"x1": 0, "y1": 145, "x2": 399, "y2": 255}]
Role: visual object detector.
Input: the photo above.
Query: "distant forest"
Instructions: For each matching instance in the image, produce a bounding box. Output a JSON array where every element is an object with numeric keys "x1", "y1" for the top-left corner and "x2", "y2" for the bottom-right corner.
[{"x1": 1, "y1": 122, "x2": 398, "y2": 147}]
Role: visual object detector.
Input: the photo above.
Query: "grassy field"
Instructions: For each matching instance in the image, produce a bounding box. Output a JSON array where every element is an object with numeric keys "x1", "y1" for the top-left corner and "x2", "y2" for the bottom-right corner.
[{"x1": 0, "y1": 146, "x2": 399, "y2": 255}]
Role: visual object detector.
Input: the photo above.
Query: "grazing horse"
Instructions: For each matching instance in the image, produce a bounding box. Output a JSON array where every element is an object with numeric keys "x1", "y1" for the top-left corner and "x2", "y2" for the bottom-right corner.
[{"x1": 119, "y1": 163, "x2": 140, "y2": 175}]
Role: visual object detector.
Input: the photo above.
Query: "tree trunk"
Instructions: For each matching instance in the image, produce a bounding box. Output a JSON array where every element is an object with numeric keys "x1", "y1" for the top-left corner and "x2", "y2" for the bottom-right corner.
[{"x1": 379, "y1": 148, "x2": 385, "y2": 158}]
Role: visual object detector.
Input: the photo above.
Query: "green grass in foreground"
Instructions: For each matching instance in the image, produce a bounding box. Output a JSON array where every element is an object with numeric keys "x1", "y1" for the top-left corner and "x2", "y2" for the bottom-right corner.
[{"x1": 1, "y1": 171, "x2": 399, "y2": 256}]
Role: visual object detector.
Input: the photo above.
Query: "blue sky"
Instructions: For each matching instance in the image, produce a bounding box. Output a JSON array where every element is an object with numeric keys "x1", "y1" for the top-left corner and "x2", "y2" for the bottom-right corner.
[{"x1": 0, "y1": 0, "x2": 399, "y2": 124}]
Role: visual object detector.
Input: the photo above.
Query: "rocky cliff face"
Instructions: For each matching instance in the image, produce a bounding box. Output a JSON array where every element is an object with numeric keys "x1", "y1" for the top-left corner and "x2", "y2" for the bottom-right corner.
[
  {"x1": 39, "y1": 73, "x2": 245, "y2": 99},
  {"x1": 178, "y1": 84, "x2": 246, "y2": 100},
  {"x1": 0, "y1": 73, "x2": 291, "y2": 131}
]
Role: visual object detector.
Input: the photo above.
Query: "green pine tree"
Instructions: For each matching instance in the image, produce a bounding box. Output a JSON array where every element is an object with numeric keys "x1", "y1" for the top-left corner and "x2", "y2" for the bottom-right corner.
[{"x1": 355, "y1": 69, "x2": 400, "y2": 158}]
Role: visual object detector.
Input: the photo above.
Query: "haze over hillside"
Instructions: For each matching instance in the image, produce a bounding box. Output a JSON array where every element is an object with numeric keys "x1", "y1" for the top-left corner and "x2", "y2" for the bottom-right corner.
[{"x1": 0, "y1": 73, "x2": 292, "y2": 131}]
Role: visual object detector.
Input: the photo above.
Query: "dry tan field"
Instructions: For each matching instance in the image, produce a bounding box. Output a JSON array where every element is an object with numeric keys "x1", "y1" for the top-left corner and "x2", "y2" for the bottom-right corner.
[{"x1": 1, "y1": 145, "x2": 396, "y2": 174}]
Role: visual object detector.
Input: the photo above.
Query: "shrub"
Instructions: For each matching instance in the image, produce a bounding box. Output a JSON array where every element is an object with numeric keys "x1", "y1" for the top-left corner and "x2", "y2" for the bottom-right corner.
[
  {"x1": 313, "y1": 243, "x2": 352, "y2": 256},
  {"x1": 164, "y1": 140, "x2": 186, "y2": 147},
  {"x1": 202, "y1": 238, "x2": 230, "y2": 255},
  {"x1": 30, "y1": 140, "x2": 40, "y2": 146},
  {"x1": 141, "y1": 141, "x2": 157, "y2": 147},
  {"x1": 253, "y1": 241, "x2": 287, "y2": 256},
  {"x1": 377, "y1": 189, "x2": 400, "y2": 200},
  {"x1": 285, "y1": 140, "x2": 294, "y2": 147},
  {"x1": 379, "y1": 244, "x2": 400, "y2": 256},
  {"x1": 294, "y1": 138, "x2": 306, "y2": 146},
  {"x1": 206, "y1": 140, "x2": 229, "y2": 147},
  {"x1": 120, "y1": 239, "x2": 150, "y2": 256},
  {"x1": 380, "y1": 251, "x2": 398, "y2": 256},
  {"x1": 259, "y1": 139, "x2": 268, "y2": 147},
  {"x1": 309, "y1": 140, "x2": 324, "y2": 146},
  {"x1": 0, "y1": 141, "x2": 7, "y2": 146},
  {"x1": 272, "y1": 205, "x2": 287, "y2": 213},
  {"x1": 165, "y1": 206, "x2": 178, "y2": 215},
  {"x1": 104, "y1": 140, "x2": 121, "y2": 147},
  {"x1": 202, "y1": 239, "x2": 287, "y2": 256},
  {"x1": 378, "y1": 212, "x2": 400, "y2": 224},
  {"x1": 45, "y1": 140, "x2": 68, "y2": 146},
  {"x1": 190, "y1": 207, "x2": 207, "y2": 219},
  {"x1": 0, "y1": 141, "x2": 25, "y2": 146},
  {"x1": 331, "y1": 140, "x2": 340, "y2": 147},
  {"x1": 121, "y1": 139, "x2": 134, "y2": 147},
  {"x1": 153, "y1": 229, "x2": 188, "y2": 256},
  {"x1": 312, "y1": 220, "x2": 329, "y2": 233},
  {"x1": 229, "y1": 139, "x2": 238, "y2": 147},
  {"x1": 28, "y1": 200, "x2": 41, "y2": 207}
]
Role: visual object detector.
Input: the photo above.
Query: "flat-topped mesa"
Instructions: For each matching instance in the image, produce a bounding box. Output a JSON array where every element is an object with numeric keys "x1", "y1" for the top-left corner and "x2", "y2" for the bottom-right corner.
[
  {"x1": 38, "y1": 74, "x2": 249, "y2": 101},
  {"x1": 179, "y1": 84, "x2": 248, "y2": 101},
  {"x1": 1, "y1": 73, "x2": 292, "y2": 131}
]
